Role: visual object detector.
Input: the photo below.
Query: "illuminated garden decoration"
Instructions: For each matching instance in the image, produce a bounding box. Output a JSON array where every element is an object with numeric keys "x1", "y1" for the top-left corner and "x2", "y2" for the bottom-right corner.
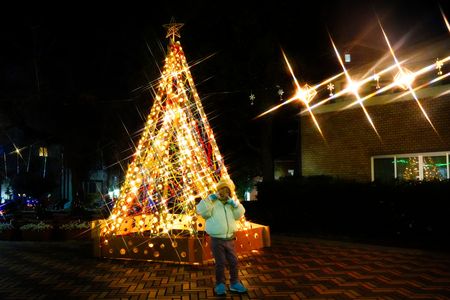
[
  {"x1": 93, "y1": 20, "x2": 270, "y2": 263},
  {"x1": 107, "y1": 20, "x2": 234, "y2": 237}
]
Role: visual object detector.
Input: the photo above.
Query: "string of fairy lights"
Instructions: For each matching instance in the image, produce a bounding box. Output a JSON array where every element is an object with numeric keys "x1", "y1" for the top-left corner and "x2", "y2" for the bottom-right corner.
[{"x1": 255, "y1": 12, "x2": 450, "y2": 142}]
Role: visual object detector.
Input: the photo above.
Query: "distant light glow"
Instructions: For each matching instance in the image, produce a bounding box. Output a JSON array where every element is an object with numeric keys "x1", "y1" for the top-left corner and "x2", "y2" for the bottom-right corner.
[
  {"x1": 294, "y1": 83, "x2": 317, "y2": 105},
  {"x1": 378, "y1": 19, "x2": 438, "y2": 135},
  {"x1": 329, "y1": 34, "x2": 380, "y2": 138},
  {"x1": 254, "y1": 72, "x2": 343, "y2": 120},
  {"x1": 345, "y1": 80, "x2": 361, "y2": 95},
  {"x1": 394, "y1": 68, "x2": 415, "y2": 90},
  {"x1": 281, "y1": 51, "x2": 324, "y2": 137}
]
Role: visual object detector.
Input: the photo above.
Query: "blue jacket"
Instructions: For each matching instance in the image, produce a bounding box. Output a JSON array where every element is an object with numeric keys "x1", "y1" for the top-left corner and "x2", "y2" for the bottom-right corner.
[{"x1": 196, "y1": 194, "x2": 245, "y2": 239}]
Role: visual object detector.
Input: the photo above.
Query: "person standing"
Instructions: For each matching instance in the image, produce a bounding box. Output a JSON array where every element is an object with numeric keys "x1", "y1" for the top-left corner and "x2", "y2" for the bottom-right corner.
[{"x1": 196, "y1": 177, "x2": 247, "y2": 296}]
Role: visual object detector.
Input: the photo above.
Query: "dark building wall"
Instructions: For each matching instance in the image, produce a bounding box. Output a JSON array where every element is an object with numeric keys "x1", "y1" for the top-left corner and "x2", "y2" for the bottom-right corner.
[{"x1": 301, "y1": 86, "x2": 450, "y2": 181}]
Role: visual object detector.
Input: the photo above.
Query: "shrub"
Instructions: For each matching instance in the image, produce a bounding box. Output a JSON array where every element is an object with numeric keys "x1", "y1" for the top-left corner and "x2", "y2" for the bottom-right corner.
[
  {"x1": 20, "y1": 222, "x2": 53, "y2": 232},
  {"x1": 59, "y1": 220, "x2": 91, "y2": 230}
]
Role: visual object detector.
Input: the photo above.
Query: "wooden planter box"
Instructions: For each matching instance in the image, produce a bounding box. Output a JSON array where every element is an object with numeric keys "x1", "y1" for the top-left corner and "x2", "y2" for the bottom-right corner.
[
  {"x1": 21, "y1": 230, "x2": 53, "y2": 241},
  {"x1": 93, "y1": 220, "x2": 270, "y2": 264}
]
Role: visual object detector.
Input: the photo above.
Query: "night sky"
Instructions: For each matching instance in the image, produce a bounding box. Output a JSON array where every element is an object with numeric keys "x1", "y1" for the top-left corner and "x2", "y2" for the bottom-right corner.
[{"x1": 1, "y1": 1, "x2": 448, "y2": 177}]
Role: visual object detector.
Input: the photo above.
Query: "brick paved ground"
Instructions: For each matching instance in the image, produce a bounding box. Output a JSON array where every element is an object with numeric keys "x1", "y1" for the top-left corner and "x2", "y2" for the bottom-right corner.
[{"x1": 1, "y1": 235, "x2": 450, "y2": 299}]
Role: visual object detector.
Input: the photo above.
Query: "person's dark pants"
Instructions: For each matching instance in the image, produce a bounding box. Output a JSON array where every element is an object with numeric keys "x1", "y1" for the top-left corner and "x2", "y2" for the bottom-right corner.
[{"x1": 210, "y1": 237, "x2": 239, "y2": 285}]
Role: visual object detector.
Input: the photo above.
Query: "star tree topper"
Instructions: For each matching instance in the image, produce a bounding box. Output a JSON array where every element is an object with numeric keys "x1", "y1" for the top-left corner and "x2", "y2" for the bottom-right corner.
[{"x1": 163, "y1": 18, "x2": 184, "y2": 42}]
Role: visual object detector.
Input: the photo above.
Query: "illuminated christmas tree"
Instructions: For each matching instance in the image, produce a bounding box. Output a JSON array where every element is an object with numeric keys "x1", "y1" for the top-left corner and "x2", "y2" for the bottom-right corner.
[
  {"x1": 94, "y1": 21, "x2": 269, "y2": 263},
  {"x1": 103, "y1": 20, "x2": 244, "y2": 238},
  {"x1": 402, "y1": 157, "x2": 419, "y2": 180},
  {"x1": 423, "y1": 157, "x2": 444, "y2": 181}
]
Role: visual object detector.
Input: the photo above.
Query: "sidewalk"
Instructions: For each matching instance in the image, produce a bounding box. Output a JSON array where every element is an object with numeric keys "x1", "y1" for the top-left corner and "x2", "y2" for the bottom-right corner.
[{"x1": 1, "y1": 235, "x2": 450, "y2": 299}]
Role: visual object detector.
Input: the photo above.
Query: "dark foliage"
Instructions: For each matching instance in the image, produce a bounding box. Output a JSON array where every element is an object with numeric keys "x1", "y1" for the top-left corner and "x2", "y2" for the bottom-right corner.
[
  {"x1": 12, "y1": 172, "x2": 58, "y2": 199},
  {"x1": 244, "y1": 177, "x2": 450, "y2": 251}
]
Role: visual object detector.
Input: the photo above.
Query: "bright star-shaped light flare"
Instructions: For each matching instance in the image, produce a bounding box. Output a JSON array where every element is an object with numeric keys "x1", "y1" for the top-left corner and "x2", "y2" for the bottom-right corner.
[
  {"x1": 281, "y1": 51, "x2": 323, "y2": 137},
  {"x1": 298, "y1": 72, "x2": 344, "y2": 112},
  {"x1": 254, "y1": 72, "x2": 342, "y2": 120},
  {"x1": 294, "y1": 83, "x2": 317, "y2": 105},
  {"x1": 394, "y1": 67, "x2": 415, "y2": 90},
  {"x1": 10, "y1": 144, "x2": 25, "y2": 160},
  {"x1": 329, "y1": 35, "x2": 380, "y2": 139},
  {"x1": 373, "y1": 73, "x2": 380, "y2": 81},
  {"x1": 391, "y1": 70, "x2": 450, "y2": 103},
  {"x1": 302, "y1": 54, "x2": 450, "y2": 117},
  {"x1": 254, "y1": 51, "x2": 325, "y2": 137},
  {"x1": 378, "y1": 19, "x2": 438, "y2": 135},
  {"x1": 281, "y1": 50, "x2": 317, "y2": 106},
  {"x1": 338, "y1": 56, "x2": 450, "y2": 111}
]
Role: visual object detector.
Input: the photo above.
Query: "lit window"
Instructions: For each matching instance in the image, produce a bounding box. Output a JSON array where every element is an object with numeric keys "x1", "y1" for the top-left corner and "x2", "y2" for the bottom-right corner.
[
  {"x1": 287, "y1": 169, "x2": 294, "y2": 176},
  {"x1": 372, "y1": 152, "x2": 450, "y2": 181},
  {"x1": 344, "y1": 53, "x2": 351, "y2": 63},
  {"x1": 39, "y1": 147, "x2": 48, "y2": 157},
  {"x1": 397, "y1": 156, "x2": 419, "y2": 181},
  {"x1": 422, "y1": 155, "x2": 447, "y2": 181}
]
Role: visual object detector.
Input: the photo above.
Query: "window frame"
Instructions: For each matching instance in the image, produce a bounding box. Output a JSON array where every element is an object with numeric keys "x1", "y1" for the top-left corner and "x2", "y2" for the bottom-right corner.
[{"x1": 371, "y1": 151, "x2": 450, "y2": 181}]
